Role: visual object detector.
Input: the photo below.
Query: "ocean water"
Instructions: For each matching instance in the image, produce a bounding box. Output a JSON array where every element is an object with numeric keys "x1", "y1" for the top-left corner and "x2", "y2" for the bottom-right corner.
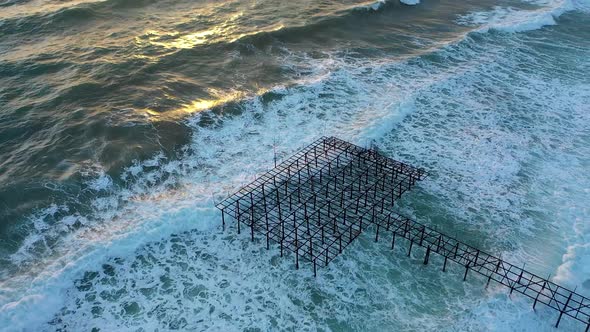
[{"x1": 1, "y1": 0, "x2": 589, "y2": 330}]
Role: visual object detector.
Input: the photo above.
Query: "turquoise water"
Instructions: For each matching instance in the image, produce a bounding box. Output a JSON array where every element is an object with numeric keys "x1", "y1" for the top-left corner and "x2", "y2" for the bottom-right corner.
[{"x1": 0, "y1": 0, "x2": 589, "y2": 330}]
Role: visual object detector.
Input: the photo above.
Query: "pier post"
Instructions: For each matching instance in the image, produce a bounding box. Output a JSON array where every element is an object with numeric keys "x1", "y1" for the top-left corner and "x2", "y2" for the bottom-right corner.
[
  {"x1": 533, "y1": 279, "x2": 547, "y2": 310},
  {"x1": 237, "y1": 201, "x2": 241, "y2": 234},
  {"x1": 463, "y1": 263, "x2": 470, "y2": 281},
  {"x1": 555, "y1": 293, "x2": 573, "y2": 328},
  {"x1": 250, "y1": 208, "x2": 255, "y2": 241},
  {"x1": 375, "y1": 225, "x2": 380, "y2": 242},
  {"x1": 423, "y1": 246, "x2": 431, "y2": 265}
]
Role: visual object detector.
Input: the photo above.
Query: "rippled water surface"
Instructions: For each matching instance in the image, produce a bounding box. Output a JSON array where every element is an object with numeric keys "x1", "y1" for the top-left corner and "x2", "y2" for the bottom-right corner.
[{"x1": 0, "y1": 0, "x2": 589, "y2": 330}]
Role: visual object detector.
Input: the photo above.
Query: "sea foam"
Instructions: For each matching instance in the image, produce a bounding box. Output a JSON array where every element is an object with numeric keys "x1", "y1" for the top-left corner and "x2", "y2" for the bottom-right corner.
[
  {"x1": 455, "y1": 0, "x2": 583, "y2": 33},
  {"x1": 1, "y1": 1, "x2": 589, "y2": 330},
  {"x1": 400, "y1": 0, "x2": 420, "y2": 5}
]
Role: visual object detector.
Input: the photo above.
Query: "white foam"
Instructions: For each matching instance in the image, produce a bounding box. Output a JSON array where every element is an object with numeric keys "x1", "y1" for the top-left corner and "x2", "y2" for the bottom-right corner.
[
  {"x1": 553, "y1": 195, "x2": 590, "y2": 291},
  {"x1": 447, "y1": 7, "x2": 590, "y2": 314},
  {"x1": 369, "y1": 0, "x2": 387, "y2": 10},
  {"x1": 400, "y1": 0, "x2": 420, "y2": 6},
  {"x1": 1, "y1": 40, "x2": 480, "y2": 328},
  {"x1": 351, "y1": 0, "x2": 387, "y2": 11},
  {"x1": 456, "y1": 0, "x2": 577, "y2": 33},
  {"x1": 1, "y1": 53, "x2": 431, "y2": 330},
  {"x1": 2, "y1": 2, "x2": 590, "y2": 330}
]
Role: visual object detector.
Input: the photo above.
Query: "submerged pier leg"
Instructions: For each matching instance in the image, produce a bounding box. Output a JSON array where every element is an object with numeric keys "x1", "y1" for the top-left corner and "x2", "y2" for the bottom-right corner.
[
  {"x1": 408, "y1": 239, "x2": 414, "y2": 257},
  {"x1": 555, "y1": 293, "x2": 573, "y2": 328},
  {"x1": 463, "y1": 263, "x2": 470, "y2": 281},
  {"x1": 314, "y1": 261, "x2": 317, "y2": 277},
  {"x1": 237, "y1": 201, "x2": 241, "y2": 234},
  {"x1": 250, "y1": 209, "x2": 255, "y2": 242},
  {"x1": 375, "y1": 225, "x2": 380, "y2": 242},
  {"x1": 423, "y1": 246, "x2": 431, "y2": 265}
]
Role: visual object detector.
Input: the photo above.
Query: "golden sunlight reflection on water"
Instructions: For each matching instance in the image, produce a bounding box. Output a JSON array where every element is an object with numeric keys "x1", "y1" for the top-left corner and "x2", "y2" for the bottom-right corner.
[
  {"x1": 143, "y1": 88, "x2": 269, "y2": 121},
  {"x1": 136, "y1": 12, "x2": 284, "y2": 50}
]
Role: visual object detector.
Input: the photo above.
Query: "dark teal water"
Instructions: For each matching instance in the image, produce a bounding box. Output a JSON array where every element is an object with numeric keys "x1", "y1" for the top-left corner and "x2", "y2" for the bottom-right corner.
[{"x1": 0, "y1": 0, "x2": 589, "y2": 330}]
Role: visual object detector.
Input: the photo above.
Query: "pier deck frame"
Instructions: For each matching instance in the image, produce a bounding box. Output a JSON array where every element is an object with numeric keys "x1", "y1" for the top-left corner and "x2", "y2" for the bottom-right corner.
[{"x1": 215, "y1": 136, "x2": 589, "y2": 330}]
